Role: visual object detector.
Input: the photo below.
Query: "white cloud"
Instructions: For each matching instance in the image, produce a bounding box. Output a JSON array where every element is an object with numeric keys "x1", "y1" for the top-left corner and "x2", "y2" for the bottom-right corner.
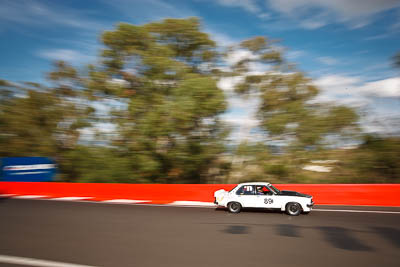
[
  {"x1": 213, "y1": 0, "x2": 272, "y2": 20},
  {"x1": 313, "y1": 74, "x2": 400, "y2": 135},
  {"x1": 315, "y1": 74, "x2": 400, "y2": 99},
  {"x1": 360, "y1": 77, "x2": 400, "y2": 98},
  {"x1": 225, "y1": 49, "x2": 259, "y2": 65},
  {"x1": 287, "y1": 50, "x2": 306, "y2": 60},
  {"x1": 309, "y1": 73, "x2": 400, "y2": 137},
  {"x1": 218, "y1": 76, "x2": 244, "y2": 92},
  {"x1": 221, "y1": 110, "x2": 261, "y2": 141},
  {"x1": 37, "y1": 49, "x2": 94, "y2": 63},
  {"x1": 266, "y1": 0, "x2": 400, "y2": 29},
  {"x1": 258, "y1": 13, "x2": 271, "y2": 20},
  {"x1": 217, "y1": 76, "x2": 260, "y2": 135},
  {"x1": 314, "y1": 74, "x2": 361, "y2": 90},
  {"x1": 223, "y1": 49, "x2": 271, "y2": 74},
  {"x1": 296, "y1": 11, "x2": 331, "y2": 29},
  {"x1": 206, "y1": 29, "x2": 238, "y2": 47},
  {"x1": 212, "y1": 0, "x2": 400, "y2": 30},
  {"x1": 359, "y1": 110, "x2": 400, "y2": 136},
  {"x1": 300, "y1": 19, "x2": 327, "y2": 29},
  {"x1": 222, "y1": 113, "x2": 259, "y2": 128},
  {"x1": 79, "y1": 122, "x2": 116, "y2": 144},
  {"x1": 218, "y1": 71, "x2": 262, "y2": 141},
  {"x1": 312, "y1": 74, "x2": 368, "y2": 106},
  {"x1": 103, "y1": 0, "x2": 196, "y2": 22},
  {"x1": 364, "y1": 32, "x2": 394, "y2": 41},
  {"x1": 317, "y1": 56, "x2": 339, "y2": 65},
  {"x1": 228, "y1": 94, "x2": 261, "y2": 110},
  {"x1": 214, "y1": 0, "x2": 259, "y2": 14},
  {"x1": 0, "y1": 0, "x2": 105, "y2": 30}
]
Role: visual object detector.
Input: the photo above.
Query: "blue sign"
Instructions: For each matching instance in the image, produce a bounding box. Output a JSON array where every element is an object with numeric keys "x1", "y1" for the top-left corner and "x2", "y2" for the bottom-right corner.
[{"x1": 1, "y1": 157, "x2": 56, "y2": 182}]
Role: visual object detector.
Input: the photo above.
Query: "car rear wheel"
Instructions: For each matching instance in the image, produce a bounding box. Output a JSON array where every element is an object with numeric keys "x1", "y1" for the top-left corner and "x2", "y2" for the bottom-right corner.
[
  {"x1": 286, "y1": 202, "x2": 302, "y2": 216},
  {"x1": 228, "y1": 202, "x2": 242, "y2": 213}
]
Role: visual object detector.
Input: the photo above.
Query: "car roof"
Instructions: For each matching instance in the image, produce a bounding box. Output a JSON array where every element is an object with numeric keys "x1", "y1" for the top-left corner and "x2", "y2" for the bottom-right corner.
[{"x1": 237, "y1": 182, "x2": 271, "y2": 186}]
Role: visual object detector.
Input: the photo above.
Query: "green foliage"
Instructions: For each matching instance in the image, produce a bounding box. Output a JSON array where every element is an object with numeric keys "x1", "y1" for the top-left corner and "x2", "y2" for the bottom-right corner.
[
  {"x1": 0, "y1": 79, "x2": 11, "y2": 86},
  {"x1": 265, "y1": 164, "x2": 289, "y2": 179},
  {"x1": 240, "y1": 36, "x2": 267, "y2": 52},
  {"x1": 354, "y1": 136, "x2": 400, "y2": 182},
  {"x1": 59, "y1": 146, "x2": 138, "y2": 183},
  {"x1": 231, "y1": 37, "x2": 359, "y2": 150},
  {"x1": 0, "y1": 67, "x2": 94, "y2": 183},
  {"x1": 0, "y1": 85, "x2": 89, "y2": 158},
  {"x1": 82, "y1": 18, "x2": 227, "y2": 183}
]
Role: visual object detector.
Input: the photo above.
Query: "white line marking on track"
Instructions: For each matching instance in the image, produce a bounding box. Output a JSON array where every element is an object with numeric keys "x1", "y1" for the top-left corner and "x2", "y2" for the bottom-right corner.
[
  {"x1": 313, "y1": 209, "x2": 400, "y2": 214},
  {"x1": 13, "y1": 195, "x2": 46, "y2": 199},
  {"x1": 0, "y1": 255, "x2": 97, "y2": 267},
  {"x1": 102, "y1": 199, "x2": 150, "y2": 204},
  {"x1": 51, "y1": 197, "x2": 93, "y2": 201},
  {"x1": 170, "y1": 201, "x2": 216, "y2": 207}
]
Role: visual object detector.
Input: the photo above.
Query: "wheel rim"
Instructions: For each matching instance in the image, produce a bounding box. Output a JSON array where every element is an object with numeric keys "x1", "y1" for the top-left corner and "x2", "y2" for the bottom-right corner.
[
  {"x1": 289, "y1": 204, "x2": 299, "y2": 214},
  {"x1": 231, "y1": 203, "x2": 239, "y2": 211}
]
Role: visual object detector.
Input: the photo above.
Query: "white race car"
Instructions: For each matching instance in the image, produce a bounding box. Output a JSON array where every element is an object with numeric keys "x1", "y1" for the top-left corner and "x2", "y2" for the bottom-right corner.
[{"x1": 214, "y1": 182, "x2": 314, "y2": 216}]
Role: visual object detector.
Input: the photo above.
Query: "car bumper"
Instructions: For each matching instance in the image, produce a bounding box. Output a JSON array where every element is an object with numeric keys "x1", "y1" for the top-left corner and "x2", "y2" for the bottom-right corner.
[{"x1": 307, "y1": 202, "x2": 314, "y2": 208}]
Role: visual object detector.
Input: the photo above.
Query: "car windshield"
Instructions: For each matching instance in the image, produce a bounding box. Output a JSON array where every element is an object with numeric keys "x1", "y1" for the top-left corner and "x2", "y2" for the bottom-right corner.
[
  {"x1": 269, "y1": 184, "x2": 280, "y2": 194},
  {"x1": 229, "y1": 185, "x2": 238, "y2": 193}
]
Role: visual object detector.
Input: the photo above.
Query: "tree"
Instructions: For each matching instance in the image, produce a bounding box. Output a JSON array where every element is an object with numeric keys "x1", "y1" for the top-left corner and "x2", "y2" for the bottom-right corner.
[
  {"x1": 217, "y1": 37, "x2": 360, "y2": 183},
  {"x1": 84, "y1": 18, "x2": 229, "y2": 183},
  {"x1": 0, "y1": 18, "x2": 229, "y2": 183},
  {"x1": 228, "y1": 37, "x2": 359, "y2": 151},
  {"x1": 0, "y1": 76, "x2": 91, "y2": 158},
  {"x1": 354, "y1": 135, "x2": 400, "y2": 182},
  {"x1": 0, "y1": 62, "x2": 96, "y2": 182}
]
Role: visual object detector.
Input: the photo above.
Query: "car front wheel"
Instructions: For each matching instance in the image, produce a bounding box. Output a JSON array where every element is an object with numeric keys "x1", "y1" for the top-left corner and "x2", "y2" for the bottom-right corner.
[
  {"x1": 228, "y1": 202, "x2": 242, "y2": 213},
  {"x1": 286, "y1": 202, "x2": 302, "y2": 216}
]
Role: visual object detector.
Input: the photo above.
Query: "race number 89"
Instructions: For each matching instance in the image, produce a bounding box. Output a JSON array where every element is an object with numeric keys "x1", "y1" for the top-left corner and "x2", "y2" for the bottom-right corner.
[{"x1": 264, "y1": 198, "x2": 273, "y2": 204}]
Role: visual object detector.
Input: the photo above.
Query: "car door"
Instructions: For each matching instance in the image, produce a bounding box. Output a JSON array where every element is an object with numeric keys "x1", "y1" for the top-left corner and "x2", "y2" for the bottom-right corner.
[
  {"x1": 254, "y1": 185, "x2": 281, "y2": 209},
  {"x1": 235, "y1": 185, "x2": 257, "y2": 207}
]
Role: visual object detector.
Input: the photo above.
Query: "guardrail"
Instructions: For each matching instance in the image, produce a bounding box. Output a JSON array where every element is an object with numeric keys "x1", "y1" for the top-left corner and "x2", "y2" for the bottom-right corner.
[{"x1": 1, "y1": 182, "x2": 399, "y2": 206}]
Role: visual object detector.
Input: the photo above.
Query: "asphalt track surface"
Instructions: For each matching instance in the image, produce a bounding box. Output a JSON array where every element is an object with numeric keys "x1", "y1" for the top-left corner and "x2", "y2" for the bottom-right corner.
[{"x1": 1, "y1": 199, "x2": 400, "y2": 267}]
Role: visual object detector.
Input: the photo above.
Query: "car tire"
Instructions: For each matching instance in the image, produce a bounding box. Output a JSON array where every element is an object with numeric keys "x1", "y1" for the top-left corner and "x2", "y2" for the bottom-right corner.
[
  {"x1": 228, "y1": 202, "x2": 242, "y2": 213},
  {"x1": 286, "y1": 202, "x2": 302, "y2": 216}
]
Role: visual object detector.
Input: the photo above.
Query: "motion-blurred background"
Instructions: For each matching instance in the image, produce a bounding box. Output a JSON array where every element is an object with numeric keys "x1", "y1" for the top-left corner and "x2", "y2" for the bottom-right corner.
[{"x1": 1, "y1": 0, "x2": 399, "y2": 184}]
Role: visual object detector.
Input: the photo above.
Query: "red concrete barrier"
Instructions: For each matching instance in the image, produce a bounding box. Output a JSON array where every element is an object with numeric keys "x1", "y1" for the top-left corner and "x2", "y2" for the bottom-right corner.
[{"x1": 1, "y1": 182, "x2": 399, "y2": 206}]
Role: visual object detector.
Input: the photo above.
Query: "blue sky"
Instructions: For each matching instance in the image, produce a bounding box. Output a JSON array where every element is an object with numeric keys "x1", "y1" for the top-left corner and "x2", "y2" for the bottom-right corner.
[{"x1": 1, "y1": 0, "x2": 400, "y2": 138}]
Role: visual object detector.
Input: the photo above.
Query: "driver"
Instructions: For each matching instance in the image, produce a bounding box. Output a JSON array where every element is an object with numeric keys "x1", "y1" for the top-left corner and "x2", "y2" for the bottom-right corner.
[{"x1": 256, "y1": 186, "x2": 265, "y2": 195}]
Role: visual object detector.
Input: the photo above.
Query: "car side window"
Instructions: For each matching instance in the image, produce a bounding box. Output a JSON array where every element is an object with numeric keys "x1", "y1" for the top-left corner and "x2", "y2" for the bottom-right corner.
[
  {"x1": 256, "y1": 185, "x2": 272, "y2": 195},
  {"x1": 236, "y1": 185, "x2": 255, "y2": 195}
]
